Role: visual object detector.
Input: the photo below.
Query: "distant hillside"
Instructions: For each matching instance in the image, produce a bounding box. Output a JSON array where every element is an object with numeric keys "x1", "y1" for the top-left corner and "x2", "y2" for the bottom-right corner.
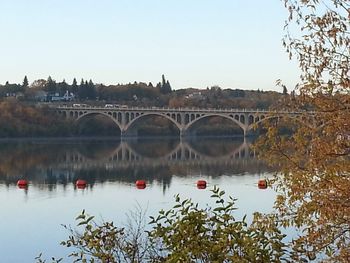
[{"x1": 0, "y1": 75, "x2": 286, "y2": 110}]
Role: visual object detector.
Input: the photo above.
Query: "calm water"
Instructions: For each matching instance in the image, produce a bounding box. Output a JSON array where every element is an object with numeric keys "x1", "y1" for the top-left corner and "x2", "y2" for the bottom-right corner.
[{"x1": 0, "y1": 137, "x2": 277, "y2": 262}]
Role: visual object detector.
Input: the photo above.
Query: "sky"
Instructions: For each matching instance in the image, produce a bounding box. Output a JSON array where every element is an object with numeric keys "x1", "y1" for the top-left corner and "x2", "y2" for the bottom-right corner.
[{"x1": 0, "y1": 0, "x2": 301, "y2": 91}]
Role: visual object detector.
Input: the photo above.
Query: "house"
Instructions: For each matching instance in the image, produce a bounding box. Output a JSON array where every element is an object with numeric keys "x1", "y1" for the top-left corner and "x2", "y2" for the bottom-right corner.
[{"x1": 49, "y1": 91, "x2": 75, "y2": 102}]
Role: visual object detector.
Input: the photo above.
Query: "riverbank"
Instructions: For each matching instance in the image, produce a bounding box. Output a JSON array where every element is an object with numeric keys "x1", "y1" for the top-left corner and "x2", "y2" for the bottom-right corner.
[{"x1": 0, "y1": 100, "x2": 254, "y2": 138}]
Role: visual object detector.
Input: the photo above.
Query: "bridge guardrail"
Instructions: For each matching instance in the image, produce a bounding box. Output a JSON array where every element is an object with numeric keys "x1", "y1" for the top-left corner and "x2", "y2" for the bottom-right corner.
[{"x1": 55, "y1": 105, "x2": 304, "y2": 114}]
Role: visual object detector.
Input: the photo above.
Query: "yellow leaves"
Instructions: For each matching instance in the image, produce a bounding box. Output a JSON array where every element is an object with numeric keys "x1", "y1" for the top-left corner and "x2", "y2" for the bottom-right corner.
[{"x1": 259, "y1": 2, "x2": 349, "y2": 257}]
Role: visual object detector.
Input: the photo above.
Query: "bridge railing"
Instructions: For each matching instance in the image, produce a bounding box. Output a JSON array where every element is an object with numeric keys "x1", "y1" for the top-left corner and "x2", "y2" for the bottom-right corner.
[{"x1": 55, "y1": 105, "x2": 303, "y2": 114}]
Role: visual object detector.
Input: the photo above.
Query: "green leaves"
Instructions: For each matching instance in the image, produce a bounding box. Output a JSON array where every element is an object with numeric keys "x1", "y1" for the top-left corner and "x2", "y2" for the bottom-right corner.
[
  {"x1": 39, "y1": 189, "x2": 289, "y2": 262},
  {"x1": 148, "y1": 187, "x2": 286, "y2": 262}
]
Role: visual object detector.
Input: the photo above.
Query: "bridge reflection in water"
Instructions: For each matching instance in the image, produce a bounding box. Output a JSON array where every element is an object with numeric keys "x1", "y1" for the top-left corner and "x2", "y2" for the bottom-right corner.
[
  {"x1": 0, "y1": 138, "x2": 273, "y2": 192},
  {"x1": 60, "y1": 139, "x2": 254, "y2": 169}
]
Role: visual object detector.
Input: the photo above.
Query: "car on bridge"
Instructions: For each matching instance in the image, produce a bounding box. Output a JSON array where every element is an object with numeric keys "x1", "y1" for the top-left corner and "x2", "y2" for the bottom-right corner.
[{"x1": 73, "y1": 103, "x2": 89, "y2": 107}]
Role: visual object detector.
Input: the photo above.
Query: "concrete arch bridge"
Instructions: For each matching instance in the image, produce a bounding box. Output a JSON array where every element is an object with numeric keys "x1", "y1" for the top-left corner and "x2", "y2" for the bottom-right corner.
[{"x1": 56, "y1": 105, "x2": 306, "y2": 137}]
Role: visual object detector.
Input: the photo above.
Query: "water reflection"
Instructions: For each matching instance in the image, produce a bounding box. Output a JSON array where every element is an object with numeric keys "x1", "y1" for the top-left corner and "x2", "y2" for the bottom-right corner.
[{"x1": 0, "y1": 138, "x2": 273, "y2": 193}]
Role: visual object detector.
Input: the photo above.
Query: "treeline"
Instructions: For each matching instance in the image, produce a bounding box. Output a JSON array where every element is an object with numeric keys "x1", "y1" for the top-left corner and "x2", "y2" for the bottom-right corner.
[
  {"x1": 0, "y1": 100, "x2": 177, "y2": 137},
  {"x1": 0, "y1": 100, "x2": 120, "y2": 137},
  {"x1": 0, "y1": 74, "x2": 173, "y2": 102},
  {"x1": 0, "y1": 75, "x2": 286, "y2": 109},
  {"x1": 0, "y1": 100, "x2": 75, "y2": 137},
  {"x1": 0, "y1": 76, "x2": 288, "y2": 137},
  {"x1": 0, "y1": 100, "x2": 256, "y2": 138},
  {"x1": 169, "y1": 87, "x2": 282, "y2": 109}
]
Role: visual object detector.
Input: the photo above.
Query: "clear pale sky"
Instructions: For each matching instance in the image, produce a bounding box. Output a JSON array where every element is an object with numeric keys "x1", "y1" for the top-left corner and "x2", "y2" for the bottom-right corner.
[{"x1": 0, "y1": 0, "x2": 300, "y2": 91}]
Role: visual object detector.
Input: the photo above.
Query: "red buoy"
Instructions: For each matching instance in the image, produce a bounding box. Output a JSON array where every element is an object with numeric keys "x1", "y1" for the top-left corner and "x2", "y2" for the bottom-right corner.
[
  {"x1": 17, "y1": 179, "x2": 28, "y2": 189},
  {"x1": 258, "y1": 179, "x2": 268, "y2": 189},
  {"x1": 135, "y1": 180, "x2": 146, "y2": 189},
  {"x1": 76, "y1": 179, "x2": 87, "y2": 189},
  {"x1": 196, "y1": 180, "x2": 207, "y2": 189},
  {"x1": 136, "y1": 184, "x2": 146, "y2": 189}
]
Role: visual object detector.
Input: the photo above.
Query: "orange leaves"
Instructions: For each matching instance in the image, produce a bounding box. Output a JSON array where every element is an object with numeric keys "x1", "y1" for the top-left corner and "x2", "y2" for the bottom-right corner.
[{"x1": 259, "y1": 0, "x2": 350, "y2": 260}]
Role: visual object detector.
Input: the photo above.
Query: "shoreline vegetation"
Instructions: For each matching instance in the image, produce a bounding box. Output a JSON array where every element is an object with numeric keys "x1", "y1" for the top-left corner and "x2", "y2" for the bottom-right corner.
[
  {"x1": 0, "y1": 99, "x2": 272, "y2": 138},
  {"x1": 0, "y1": 74, "x2": 287, "y2": 138},
  {"x1": 37, "y1": 187, "x2": 286, "y2": 263}
]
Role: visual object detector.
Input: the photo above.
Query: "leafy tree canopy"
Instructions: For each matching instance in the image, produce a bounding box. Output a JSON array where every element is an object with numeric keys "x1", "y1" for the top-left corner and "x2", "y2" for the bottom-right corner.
[{"x1": 258, "y1": 0, "x2": 350, "y2": 261}]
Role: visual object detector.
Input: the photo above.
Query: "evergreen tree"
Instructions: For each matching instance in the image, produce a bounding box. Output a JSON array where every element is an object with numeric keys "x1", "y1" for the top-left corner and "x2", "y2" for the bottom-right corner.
[
  {"x1": 159, "y1": 74, "x2": 172, "y2": 94},
  {"x1": 77, "y1": 79, "x2": 96, "y2": 100},
  {"x1": 22, "y1": 76, "x2": 29, "y2": 88},
  {"x1": 78, "y1": 79, "x2": 86, "y2": 100},
  {"x1": 162, "y1": 74, "x2": 166, "y2": 87},
  {"x1": 71, "y1": 78, "x2": 78, "y2": 94},
  {"x1": 87, "y1": 79, "x2": 96, "y2": 100},
  {"x1": 45, "y1": 76, "x2": 57, "y2": 93},
  {"x1": 57, "y1": 79, "x2": 69, "y2": 95},
  {"x1": 164, "y1": 80, "x2": 172, "y2": 93}
]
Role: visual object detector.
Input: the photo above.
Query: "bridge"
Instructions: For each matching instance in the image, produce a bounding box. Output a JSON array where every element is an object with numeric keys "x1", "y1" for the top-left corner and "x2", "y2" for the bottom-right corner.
[{"x1": 55, "y1": 105, "x2": 304, "y2": 137}]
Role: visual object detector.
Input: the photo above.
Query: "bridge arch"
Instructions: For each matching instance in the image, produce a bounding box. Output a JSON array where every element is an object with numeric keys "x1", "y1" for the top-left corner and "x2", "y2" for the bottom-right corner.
[
  {"x1": 185, "y1": 113, "x2": 246, "y2": 135},
  {"x1": 247, "y1": 114, "x2": 313, "y2": 131},
  {"x1": 75, "y1": 111, "x2": 122, "y2": 131},
  {"x1": 124, "y1": 112, "x2": 182, "y2": 133},
  {"x1": 108, "y1": 140, "x2": 250, "y2": 162}
]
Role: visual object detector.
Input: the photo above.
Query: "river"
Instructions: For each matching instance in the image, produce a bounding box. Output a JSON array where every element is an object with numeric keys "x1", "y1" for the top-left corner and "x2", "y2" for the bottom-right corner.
[{"x1": 0, "y1": 137, "x2": 277, "y2": 262}]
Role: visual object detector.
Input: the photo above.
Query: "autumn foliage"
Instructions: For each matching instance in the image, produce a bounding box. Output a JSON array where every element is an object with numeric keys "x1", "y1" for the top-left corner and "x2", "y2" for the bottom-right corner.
[
  {"x1": 0, "y1": 99, "x2": 73, "y2": 137},
  {"x1": 258, "y1": 0, "x2": 350, "y2": 261}
]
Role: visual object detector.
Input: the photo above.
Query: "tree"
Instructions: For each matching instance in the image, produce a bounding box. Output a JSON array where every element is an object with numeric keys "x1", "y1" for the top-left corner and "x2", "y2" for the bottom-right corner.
[
  {"x1": 22, "y1": 76, "x2": 29, "y2": 88},
  {"x1": 149, "y1": 187, "x2": 285, "y2": 262},
  {"x1": 57, "y1": 79, "x2": 69, "y2": 95},
  {"x1": 159, "y1": 74, "x2": 172, "y2": 94},
  {"x1": 38, "y1": 187, "x2": 286, "y2": 262},
  {"x1": 45, "y1": 76, "x2": 57, "y2": 93},
  {"x1": 282, "y1": 85, "x2": 287, "y2": 95},
  {"x1": 77, "y1": 79, "x2": 87, "y2": 100},
  {"x1": 161, "y1": 74, "x2": 166, "y2": 87},
  {"x1": 0, "y1": 100, "x2": 73, "y2": 137},
  {"x1": 30, "y1": 79, "x2": 47, "y2": 90},
  {"x1": 87, "y1": 79, "x2": 97, "y2": 100},
  {"x1": 71, "y1": 78, "x2": 78, "y2": 94},
  {"x1": 77, "y1": 79, "x2": 96, "y2": 100},
  {"x1": 258, "y1": 0, "x2": 350, "y2": 261},
  {"x1": 165, "y1": 80, "x2": 172, "y2": 93},
  {"x1": 3, "y1": 81, "x2": 22, "y2": 94}
]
